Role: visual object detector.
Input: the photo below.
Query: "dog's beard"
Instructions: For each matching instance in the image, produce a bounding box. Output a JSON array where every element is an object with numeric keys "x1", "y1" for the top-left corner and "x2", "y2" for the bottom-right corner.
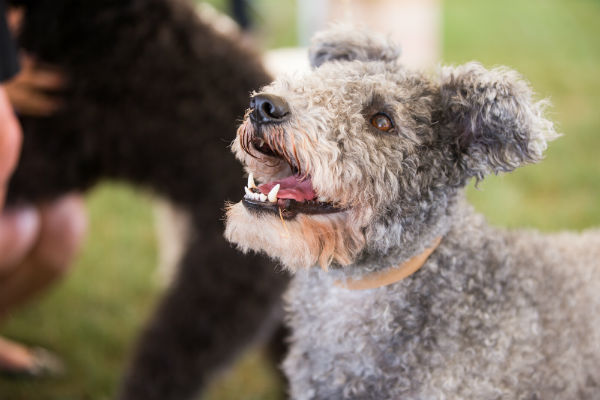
[
  {"x1": 227, "y1": 117, "x2": 368, "y2": 270},
  {"x1": 224, "y1": 202, "x2": 365, "y2": 270}
]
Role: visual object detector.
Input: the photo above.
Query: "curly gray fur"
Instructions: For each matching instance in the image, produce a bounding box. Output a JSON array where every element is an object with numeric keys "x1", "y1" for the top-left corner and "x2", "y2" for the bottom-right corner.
[{"x1": 225, "y1": 26, "x2": 598, "y2": 399}]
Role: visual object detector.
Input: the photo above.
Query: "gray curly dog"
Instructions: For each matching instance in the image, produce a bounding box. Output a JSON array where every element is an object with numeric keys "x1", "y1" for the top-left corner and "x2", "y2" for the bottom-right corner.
[{"x1": 225, "y1": 26, "x2": 600, "y2": 399}]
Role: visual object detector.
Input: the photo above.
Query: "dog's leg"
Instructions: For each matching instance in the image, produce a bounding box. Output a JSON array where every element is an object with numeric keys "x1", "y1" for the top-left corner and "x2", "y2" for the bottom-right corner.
[{"x1": 117, "y1": 217, "x2": 288, "y2": 400}]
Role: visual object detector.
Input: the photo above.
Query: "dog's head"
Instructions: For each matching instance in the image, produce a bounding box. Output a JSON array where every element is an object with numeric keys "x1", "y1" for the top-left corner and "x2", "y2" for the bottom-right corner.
[{"x1": 225, "y1": 26, "x2": 557, "y2": 271}]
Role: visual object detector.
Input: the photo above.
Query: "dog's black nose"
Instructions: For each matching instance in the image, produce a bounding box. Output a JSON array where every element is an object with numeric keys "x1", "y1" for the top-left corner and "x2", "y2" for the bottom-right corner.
[{"x1": 250, "y1": 94, "x2": 290, "y2": 124}]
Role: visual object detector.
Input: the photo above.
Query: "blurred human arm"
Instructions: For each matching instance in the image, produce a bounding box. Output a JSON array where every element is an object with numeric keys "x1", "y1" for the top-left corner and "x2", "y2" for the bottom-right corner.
[
  {"x1": 0, "y1": 0, "x2": 72, "y2": 269},
  {"x1": 0, "y1": 0, "x2": 21, "y2": 207},
  {"x1": 0, "y1": 86, "x2": 21, "y2": 209},
  {"x1": 0, "y1": 0, "x2": 86, "y2": 324}
]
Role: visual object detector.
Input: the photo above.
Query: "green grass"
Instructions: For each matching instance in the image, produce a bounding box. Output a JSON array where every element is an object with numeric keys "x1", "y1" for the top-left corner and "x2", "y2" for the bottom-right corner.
[
  {"x1": 0, "y1": 184, "x2": 161, "y2": 399},
  {"x1": 201, "y1": 0, "x2": 298, "y2": 48},
  {"x1": 443, "y1": 0, "x2": 600, "y2": 230},
  {"x1": 2, "y1": 0, "x2": 600, "y2": 399}
]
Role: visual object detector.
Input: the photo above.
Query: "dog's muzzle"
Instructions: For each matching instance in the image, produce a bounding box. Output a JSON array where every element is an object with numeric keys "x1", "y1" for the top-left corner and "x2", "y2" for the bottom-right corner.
[{"x1": 238, "y1": 100, "x2": 344, "y2": 219}]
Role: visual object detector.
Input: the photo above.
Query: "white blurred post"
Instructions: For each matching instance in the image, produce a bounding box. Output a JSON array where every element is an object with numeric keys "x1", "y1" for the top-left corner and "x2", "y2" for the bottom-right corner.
[
  {"x1": 297, "y1": 0, "x2": 330, "y2": 47},
  {"x1": 298, "y1": 0, "x2": 441, "y2": 69}
]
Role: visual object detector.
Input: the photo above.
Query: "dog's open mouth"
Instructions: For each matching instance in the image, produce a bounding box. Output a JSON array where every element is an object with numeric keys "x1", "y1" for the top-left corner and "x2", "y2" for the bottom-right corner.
[
  {"x1": 240, "y1": 134, "x2": 343, "y2": 219},
  {"x1": 242, "y1": 173, "x2": 341, "y2": 219}
]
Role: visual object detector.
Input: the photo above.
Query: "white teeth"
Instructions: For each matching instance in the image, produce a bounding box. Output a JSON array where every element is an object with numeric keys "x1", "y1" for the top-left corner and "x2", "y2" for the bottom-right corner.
[
  {"x1": 247, "y1": 173, "x2": 256, "y2": 189},
  {"x1": 318, "y1": 196, "x2": 329, "y2": 203},
  {"x1": 244, "y1": 186, "x2": 268, "y2": 202},
  {"x1": 244, "y1": 178, "x2": 278, "y2": 203},
  {"x1": 268, "y1": 184, "x2": 280, "y2": 203}
]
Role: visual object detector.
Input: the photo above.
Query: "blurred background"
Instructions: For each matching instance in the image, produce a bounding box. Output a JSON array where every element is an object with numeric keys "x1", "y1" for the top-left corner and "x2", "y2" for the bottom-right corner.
[{"x1": 1, "y1": 0, "x2": 599, "y2": 398}]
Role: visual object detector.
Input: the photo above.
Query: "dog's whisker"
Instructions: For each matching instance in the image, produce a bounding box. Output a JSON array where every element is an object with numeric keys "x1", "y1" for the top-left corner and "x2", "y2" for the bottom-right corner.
[{"x1": 289, "y1": 135, "x2": 303, "y2": 176}]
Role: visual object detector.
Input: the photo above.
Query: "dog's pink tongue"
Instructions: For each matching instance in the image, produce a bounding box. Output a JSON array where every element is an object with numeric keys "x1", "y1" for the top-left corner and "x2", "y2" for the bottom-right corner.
[{"x1": 258, "y1": 175, "x2": 316, "y2": 201}]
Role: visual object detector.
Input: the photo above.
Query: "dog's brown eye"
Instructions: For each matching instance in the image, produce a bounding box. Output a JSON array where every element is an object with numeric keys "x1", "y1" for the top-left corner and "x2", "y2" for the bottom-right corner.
[{"x1": 370, "y1": 113, "x2": 393, "y2": 132}]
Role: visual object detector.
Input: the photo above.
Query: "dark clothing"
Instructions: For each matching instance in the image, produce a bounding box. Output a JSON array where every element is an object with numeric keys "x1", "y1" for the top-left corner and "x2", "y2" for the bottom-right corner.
[
  {"x1": 231, "y1": 0, "x2": 252, "y2": 31},
  {"x1": 0, "y1": 0, "x2": 20, "y2": 82}
]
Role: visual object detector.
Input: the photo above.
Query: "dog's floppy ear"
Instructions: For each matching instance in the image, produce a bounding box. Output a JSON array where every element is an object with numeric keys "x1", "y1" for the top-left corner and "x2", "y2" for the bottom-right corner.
[
  {"x1": 309, "y1": 25, "x2": 400, "y2": 68},
  {"x1": 437, "y1": 62, "x2": 558, "y2": 182}
]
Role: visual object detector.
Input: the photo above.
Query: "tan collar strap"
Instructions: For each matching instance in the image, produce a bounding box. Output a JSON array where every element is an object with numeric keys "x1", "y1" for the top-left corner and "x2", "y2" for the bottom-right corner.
[{"x1": 334, "y1": 237, "x2": 442, "y2": 291}]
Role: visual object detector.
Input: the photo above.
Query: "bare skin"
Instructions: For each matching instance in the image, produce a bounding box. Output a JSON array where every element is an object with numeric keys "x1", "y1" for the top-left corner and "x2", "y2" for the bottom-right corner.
[{"x1": 0, "y1": 7, "x2": 87, "y2": 372}]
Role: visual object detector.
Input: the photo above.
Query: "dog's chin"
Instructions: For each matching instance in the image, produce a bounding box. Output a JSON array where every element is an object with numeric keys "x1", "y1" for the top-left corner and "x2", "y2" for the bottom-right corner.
[{"x1": 224, "y1": 202, "x2": 365, "y2": 270}]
